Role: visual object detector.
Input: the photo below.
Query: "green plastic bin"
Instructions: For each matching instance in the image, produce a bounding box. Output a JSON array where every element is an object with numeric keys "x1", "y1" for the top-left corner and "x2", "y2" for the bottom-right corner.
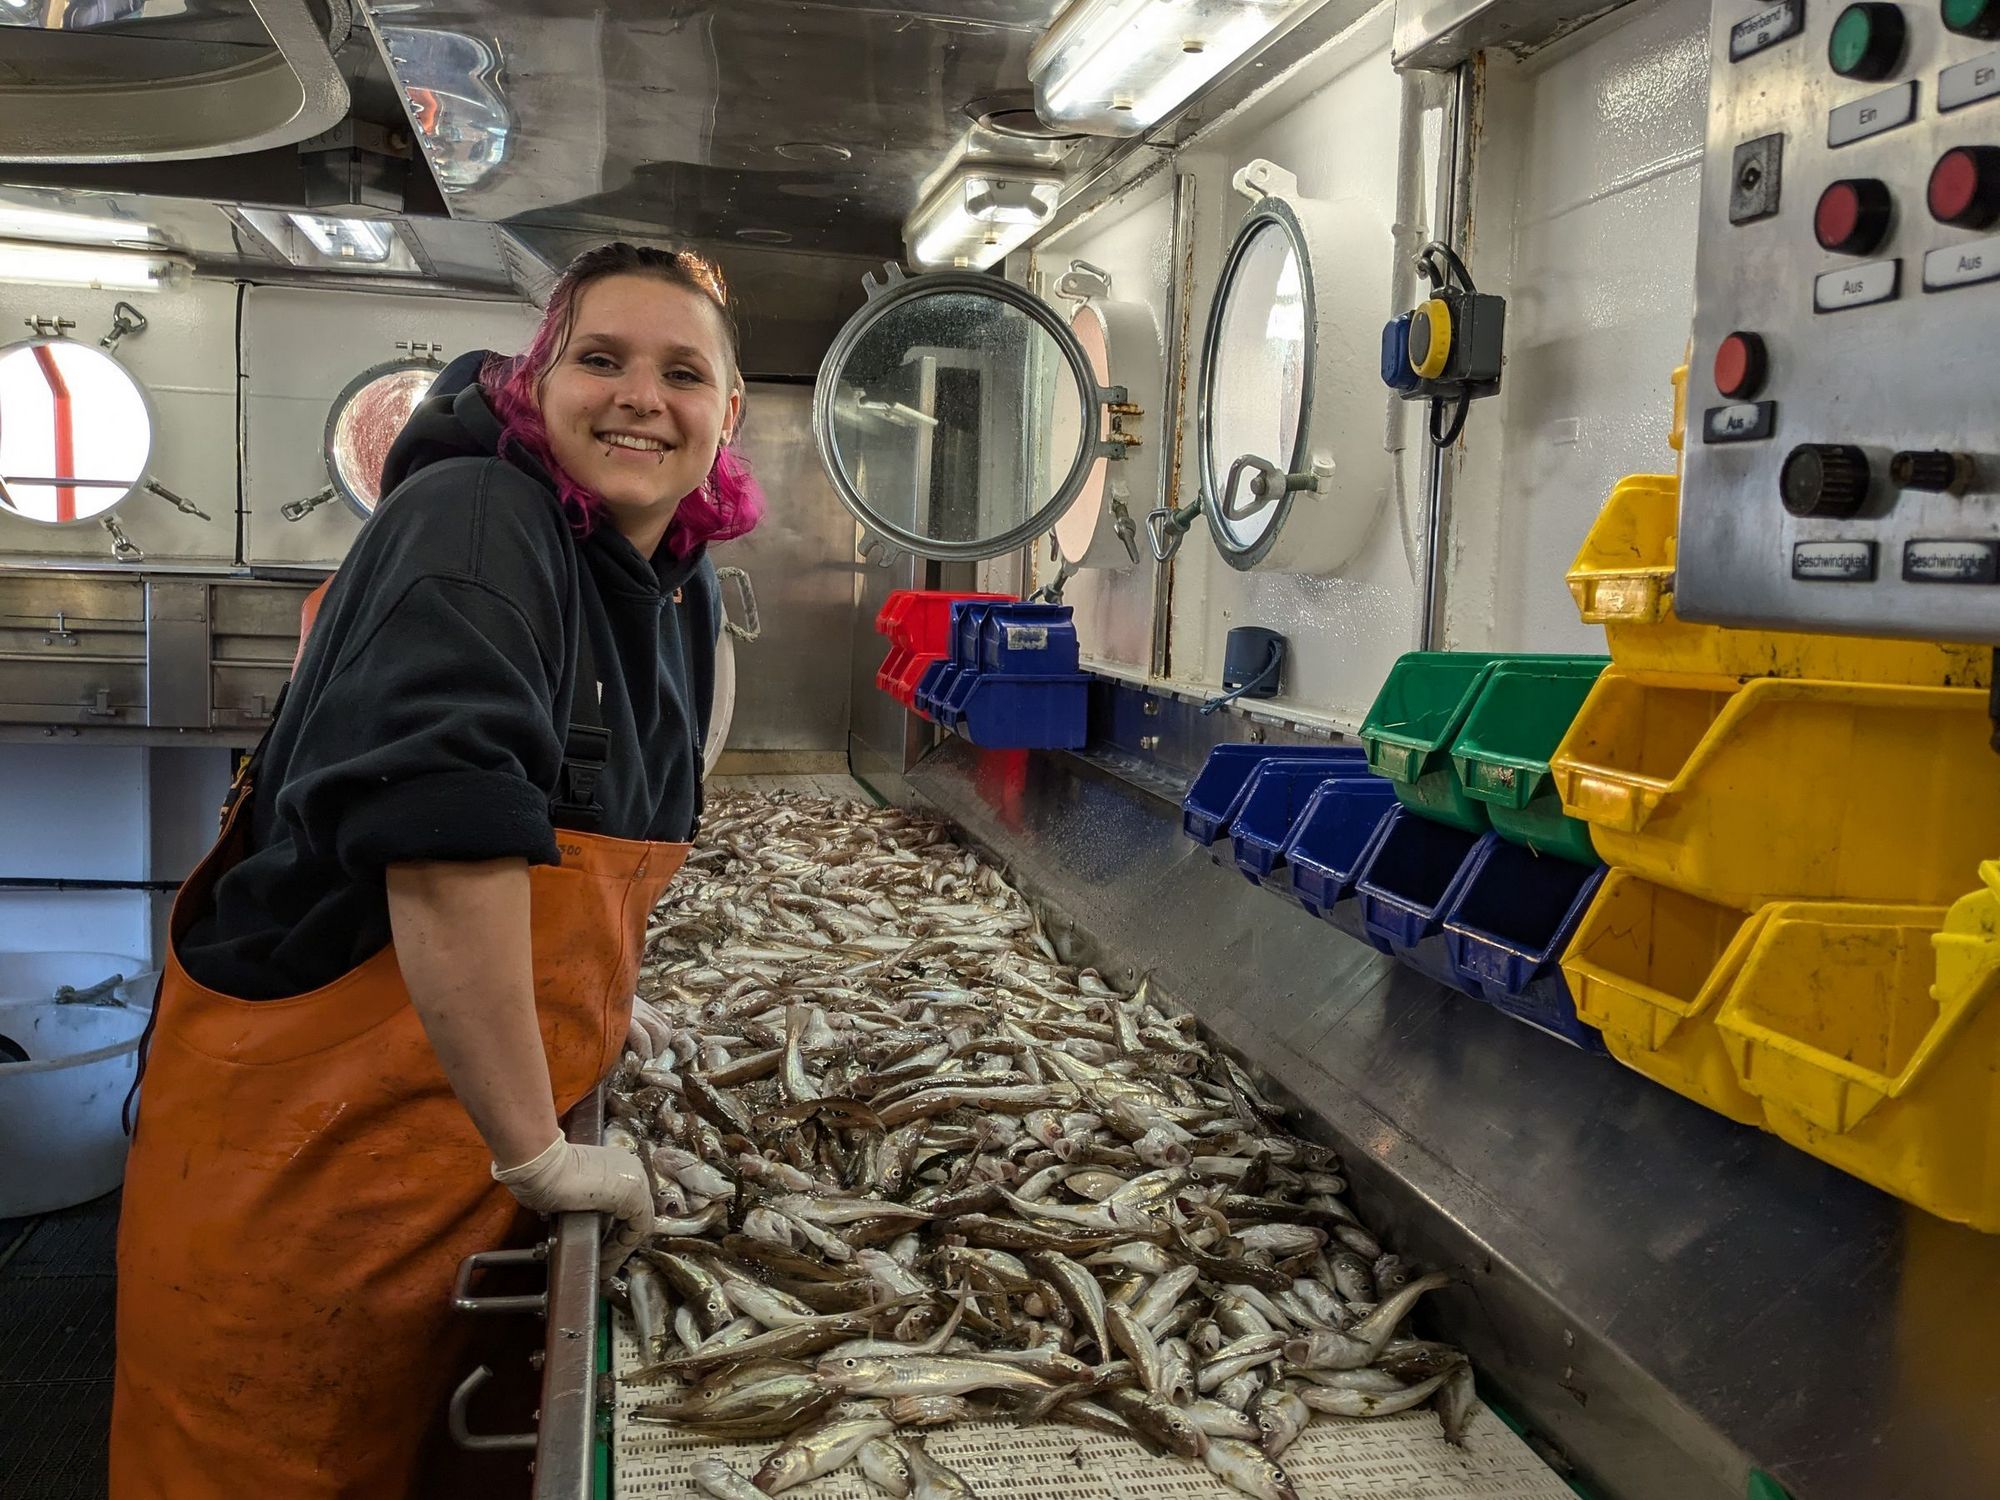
[
  {"x1": 1450, "y1": 657, "x2": 1610, "y2": 864},
  {"x1": 1360, "y1": 652, "x2": 1508, "y2": 832}
]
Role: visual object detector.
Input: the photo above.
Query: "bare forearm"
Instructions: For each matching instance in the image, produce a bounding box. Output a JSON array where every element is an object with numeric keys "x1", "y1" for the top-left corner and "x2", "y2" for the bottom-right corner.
[{"x1": 387, "y1": 857, "x2": 558, "y2": 1168}]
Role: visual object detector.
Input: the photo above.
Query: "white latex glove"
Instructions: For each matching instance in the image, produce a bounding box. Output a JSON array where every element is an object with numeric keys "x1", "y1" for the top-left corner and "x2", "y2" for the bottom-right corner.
[{"x1": 492, "y1": 1135, "x2": 654, "y2": 1279}]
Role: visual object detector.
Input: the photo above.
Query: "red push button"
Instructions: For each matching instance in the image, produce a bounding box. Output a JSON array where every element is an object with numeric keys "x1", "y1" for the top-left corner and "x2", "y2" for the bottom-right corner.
[
  {"x1": 1815, "y1": 178, "x2": 1893, "y2": 254},
  {"x1": 1713, "y1": 331, "x2": 1768, "y2": 399},
  {"x1": 1929, "y1": 146, "x2": 2000, "y2": 229}
]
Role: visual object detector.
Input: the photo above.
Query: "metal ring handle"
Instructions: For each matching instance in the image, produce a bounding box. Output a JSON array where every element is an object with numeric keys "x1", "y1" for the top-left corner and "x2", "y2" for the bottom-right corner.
[
  {"x1": 452, "y1": 1245, "x2": 548, "y2": 1315},
  {"x1": 448, "y1": 1365, "x2": 538, "y2": 1452},
  {"x1": 715, "y1": 565, "x2": 762, "y2": 642},
  {"x1": 1146, "y1": 500, "x2": 1203, "y2": 563}
]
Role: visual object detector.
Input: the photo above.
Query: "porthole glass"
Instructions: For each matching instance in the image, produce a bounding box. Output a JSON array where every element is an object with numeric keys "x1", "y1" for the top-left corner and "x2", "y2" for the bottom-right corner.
[{"x1": 0, "y1": 339, "x2": 151, "y2": 525}]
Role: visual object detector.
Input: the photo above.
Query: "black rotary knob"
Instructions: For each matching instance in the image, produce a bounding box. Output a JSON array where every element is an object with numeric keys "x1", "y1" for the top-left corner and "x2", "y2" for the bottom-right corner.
[
  {"x1": 1782, "y1": 444, "x2": 1872, "y2": 517},
  {"x1": 1891, "y1": 449, "x2": 1972, "y2": 492}
]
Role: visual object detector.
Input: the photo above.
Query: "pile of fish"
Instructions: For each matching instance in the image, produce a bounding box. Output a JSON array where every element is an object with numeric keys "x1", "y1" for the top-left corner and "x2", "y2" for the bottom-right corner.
[{"x1": 608, "y1": 788, "x2": 1474, "y2": 1500}]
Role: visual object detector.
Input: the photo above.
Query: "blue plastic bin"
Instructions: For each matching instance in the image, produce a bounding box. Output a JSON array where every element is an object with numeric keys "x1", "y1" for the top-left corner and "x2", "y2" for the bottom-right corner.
[
  {"x1": 1442, "y1": 841, "x2": 1608, "y2": 1052},
  {"x1": 1282, "y1": 778, "x2": 1399, "y2": 927},
  {"x1": 1181, "y1": 744, "x2": 1366, "y2": 847},
  {"x1": 912, "y1": 658, "x2": 951, "y2": 722},
  {"x1": 980, "y1": 603, "x2": 1081, "y2": 676},
  {"x1": 1352, "y1": 806, "x2": 1486, "y2": 987},
  {"x1": 1228, "y1": 761, "x2": 1383, "y2": 887},
  {"x1": 956, "y1": 675, "x2": 1089, "y2": 749}
]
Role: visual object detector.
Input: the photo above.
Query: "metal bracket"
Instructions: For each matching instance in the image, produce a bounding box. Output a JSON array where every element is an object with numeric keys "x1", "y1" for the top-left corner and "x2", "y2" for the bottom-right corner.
[
  {"x1": 857, "y1": 532, "x2": 905, "y2": 569},
  {"x1": 395, "y1": 339, "x2": 445, "y2": 363},
  {"x1": 1232, "y1": 158, "x2": 1300, "y2": 205},
  {"x1": 144, "y1": 479, "x2": 211, "y2": 522},
  {"x1": 43, "y1": 611, "x2": 78, "y2": 647},
  {"x1": 26, "y1": 316, "x2": 75, "y2": 339},
  {"x1": 1055, "y1": 259, "x2": 1112, "y2": 302},
  {"x1": 83, "y1": 687, "x2": 117, "y2": 719},
  {"x1": 101, "y1": 515, "x2": 143, "y2": 563},
  {"x1": 100, "y1": 303, "x2": 148, "y2": 355},
  {"x1": 447, "y1": 1365, "x2": 537, "y2": 1453},
  {"x1": 860, "y1": 262, "x2": 909, "y2": 301},
  {"x1": 281, "y1": 486, "x2": 340, "y2": 523},
  {"x1": 715, "y1": 565, "x2": 762, "y2": 642}
]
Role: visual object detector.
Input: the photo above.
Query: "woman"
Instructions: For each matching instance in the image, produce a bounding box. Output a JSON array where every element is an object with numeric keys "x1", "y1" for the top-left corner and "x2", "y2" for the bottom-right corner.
[{"x1": 110, "y1": 243, "x2": 762, "y2": 1499}]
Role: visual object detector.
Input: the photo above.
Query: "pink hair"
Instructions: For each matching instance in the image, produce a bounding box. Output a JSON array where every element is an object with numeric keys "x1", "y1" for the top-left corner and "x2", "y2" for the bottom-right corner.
[{"x1": 481, "y1": 243, "x2": 765, "y2": 559}]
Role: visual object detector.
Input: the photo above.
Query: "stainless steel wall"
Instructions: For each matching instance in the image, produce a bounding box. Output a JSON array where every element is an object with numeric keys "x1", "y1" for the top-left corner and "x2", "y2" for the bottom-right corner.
[{"x1": 712, "y1": 382, "x2": 859, "y2": 755}]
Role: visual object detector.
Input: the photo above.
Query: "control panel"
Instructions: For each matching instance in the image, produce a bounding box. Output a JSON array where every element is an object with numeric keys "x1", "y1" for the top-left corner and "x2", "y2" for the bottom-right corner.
[{"x1": 1680, "y1": 0, "x2": 2000, "y2": 642}]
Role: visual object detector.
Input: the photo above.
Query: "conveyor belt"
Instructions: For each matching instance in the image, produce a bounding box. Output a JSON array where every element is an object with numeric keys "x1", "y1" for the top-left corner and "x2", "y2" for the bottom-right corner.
[
  {"x1": 602, "y1": 783, "x2": 1575, "y2": 1500},
  {"x1": 609, "y1": 1314, "x2": 1573, "y2": 1499}
]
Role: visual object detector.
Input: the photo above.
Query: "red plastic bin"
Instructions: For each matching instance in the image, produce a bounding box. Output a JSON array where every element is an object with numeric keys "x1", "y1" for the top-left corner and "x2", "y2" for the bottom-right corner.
[{"x1": 876, "y1": 590, "x2": 1013, "y2": 707}]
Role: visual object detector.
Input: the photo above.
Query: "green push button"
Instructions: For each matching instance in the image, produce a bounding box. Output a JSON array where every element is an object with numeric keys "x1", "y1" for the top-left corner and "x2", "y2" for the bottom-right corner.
[
  {"x1": 1830, "y1": 3, "x2": 1908, "y2": 79},
  {"x1": 1944, "y1": 0, "x2": 2000, "y2": 40}
]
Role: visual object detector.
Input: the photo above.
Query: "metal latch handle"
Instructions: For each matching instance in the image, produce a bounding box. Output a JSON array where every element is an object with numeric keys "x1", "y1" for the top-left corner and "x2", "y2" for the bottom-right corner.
[
  {"x1": 448, "y1": 1365, "x2": 537, "y2": 1452},
  {"x1": 1218, "y1": 454, "x2": 1322, "y2": 522},
  {"x1": 1146, "y1": 499, "x2": 1204, "y2": 562},
  {"x1": 451, "y1": 1245, "x2": 547, "y2": 1315}
]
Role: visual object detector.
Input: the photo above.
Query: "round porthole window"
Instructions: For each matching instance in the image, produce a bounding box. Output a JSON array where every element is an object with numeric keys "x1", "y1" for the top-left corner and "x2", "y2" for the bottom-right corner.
[
  {"x1": 0, "y1": 338, "x2": 152, "y2": 526},
  {"x1": 1191, "y1": 159, "x2": 1391, "y2": 575},
  {"x1": 813, "y1": 269, "x2": 1113, "y2": 564},
  {"x1": 324, "y1": 358, "x2": 440, "y2": 518}
]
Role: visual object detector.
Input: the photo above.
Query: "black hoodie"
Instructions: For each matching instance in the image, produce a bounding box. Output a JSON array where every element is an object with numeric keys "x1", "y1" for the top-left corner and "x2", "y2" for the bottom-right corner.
[{"x1": 178, "y1": 351, "x2": 721, "y2": 1000}]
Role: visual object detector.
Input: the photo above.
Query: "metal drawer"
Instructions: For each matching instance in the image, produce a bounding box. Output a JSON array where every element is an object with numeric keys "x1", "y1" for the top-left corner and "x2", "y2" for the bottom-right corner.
[{"x1": 0, "y1": 574, "x2": 148, "y2": 725}]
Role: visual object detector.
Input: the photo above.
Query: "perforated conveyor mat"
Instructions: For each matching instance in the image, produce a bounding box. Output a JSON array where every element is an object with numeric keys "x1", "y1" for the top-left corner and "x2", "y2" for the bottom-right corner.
[{"x1": 609, "y1": 1314, "x2": 1575, "y2": 1500}]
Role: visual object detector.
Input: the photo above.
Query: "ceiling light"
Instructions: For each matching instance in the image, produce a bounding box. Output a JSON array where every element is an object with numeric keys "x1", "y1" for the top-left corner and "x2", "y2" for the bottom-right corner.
[
  {"x1": 1029, "y1": 0, "x2": 1314, "y2": 138},
  {"x1": 0, "y1": 202, "x2": 158, "y2": 248},
  {"x1": 905, "y1": 167, "x2": 1062, "y2": 271},
  {"x1": 287, "y1": 213, "x2": 394, "y2": 262},
  {"x1": 0, "y1": 243, "x2": 181, "y2": 291}
]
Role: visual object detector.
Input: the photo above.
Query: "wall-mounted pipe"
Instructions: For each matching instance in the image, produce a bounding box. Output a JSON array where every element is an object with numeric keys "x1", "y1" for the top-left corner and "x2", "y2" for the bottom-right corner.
[
  {"x1": 1418, "y1": 61, "x2": 1478, "y2": 651},
  {"x1": 30, "y1": 343, "x2": 77, "y2": 523}
]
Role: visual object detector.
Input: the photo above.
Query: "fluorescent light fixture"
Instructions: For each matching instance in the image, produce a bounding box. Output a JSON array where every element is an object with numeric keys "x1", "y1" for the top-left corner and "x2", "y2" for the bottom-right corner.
[
  {"x1": 905, "y1": 167, "x2": 1063, "y2": 271},
  {"x1": 0, "y1": 202, "x2": 158, "y2": 248},
  {"x1": 0, "y1": 243, "x2": 178, "y2": 291},
  {"x1": 287, "y1": 213, "x2": 394, "y2": 262},
  {"x1": 1029, "y1": 0, "x2": 1314, "y2": 138}
]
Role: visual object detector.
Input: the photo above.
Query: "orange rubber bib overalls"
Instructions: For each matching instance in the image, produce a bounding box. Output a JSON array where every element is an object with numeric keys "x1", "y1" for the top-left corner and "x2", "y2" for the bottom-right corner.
[{"x1": 110, "y1": 581, "x2": 688, "y2": 1499}]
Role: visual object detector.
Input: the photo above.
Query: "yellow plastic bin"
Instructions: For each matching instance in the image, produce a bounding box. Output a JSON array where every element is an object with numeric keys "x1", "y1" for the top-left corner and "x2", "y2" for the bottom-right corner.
[
  {"x1": 1560, "y1": 870, "x2": 1766, "y2": 1125},
  {"x1": 1550, "y1": 670, "x2": 2000, "y2": 909},
  {"x1": 1713, "y1": 894, "x2": 2000, "y2": 1232},
  {"x1": 1565, "y1": 476, "x2": 1988, "y2": 688}
]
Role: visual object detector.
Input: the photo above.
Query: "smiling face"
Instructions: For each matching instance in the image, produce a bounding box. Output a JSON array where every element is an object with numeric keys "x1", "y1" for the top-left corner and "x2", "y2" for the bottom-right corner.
[{"x1": 538, "y1": 273, "x2": 743, "y2": 553}]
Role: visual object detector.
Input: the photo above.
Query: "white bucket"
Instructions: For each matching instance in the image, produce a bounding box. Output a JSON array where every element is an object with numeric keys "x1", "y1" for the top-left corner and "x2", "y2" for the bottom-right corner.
[{"x1": 0, "y1": 952, "x2": 156, "y2": 1218}]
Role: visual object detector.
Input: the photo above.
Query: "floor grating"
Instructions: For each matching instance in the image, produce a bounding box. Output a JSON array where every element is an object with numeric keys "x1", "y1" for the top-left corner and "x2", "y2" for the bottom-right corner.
[{"x1": 0, "y1": 1193, "x2": 119, "y2": 1500}]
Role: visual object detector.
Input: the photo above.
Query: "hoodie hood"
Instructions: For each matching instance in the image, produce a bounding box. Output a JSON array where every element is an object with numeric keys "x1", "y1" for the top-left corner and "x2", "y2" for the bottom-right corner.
[{"x1": 378, "y1": 349, "x2": 536, "y2": 496}]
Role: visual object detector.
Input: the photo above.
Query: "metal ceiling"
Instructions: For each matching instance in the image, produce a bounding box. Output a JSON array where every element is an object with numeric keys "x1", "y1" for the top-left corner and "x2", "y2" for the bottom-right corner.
[
  {"x1": 363, "y1": 1, "x2": 1081, "y2": 258},
  {"x1": 0, "y1": 0, "x2": 1397, "y2": 370}
]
